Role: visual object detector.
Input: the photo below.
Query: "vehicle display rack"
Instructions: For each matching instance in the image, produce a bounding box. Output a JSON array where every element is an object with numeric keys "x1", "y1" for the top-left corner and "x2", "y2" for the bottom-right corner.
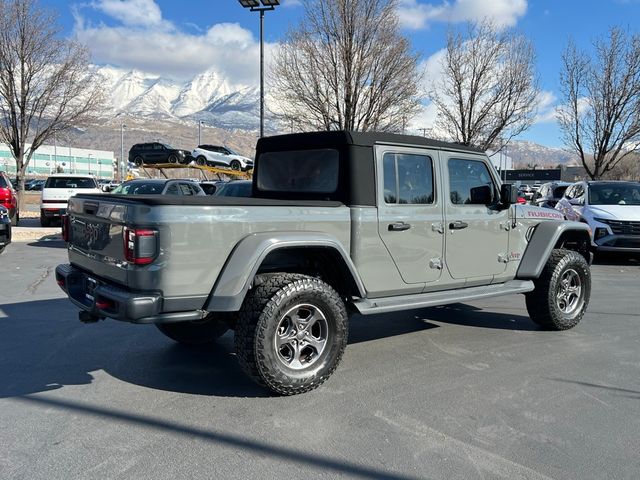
[{"x1": 135, "y1": 162, "x2": 252, "y2": 181}]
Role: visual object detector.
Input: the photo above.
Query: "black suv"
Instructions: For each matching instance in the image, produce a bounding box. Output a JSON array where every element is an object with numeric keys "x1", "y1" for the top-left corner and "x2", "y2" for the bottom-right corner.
[{"x1": 128, "y1": 143, "x2": 191, "y2": 166}]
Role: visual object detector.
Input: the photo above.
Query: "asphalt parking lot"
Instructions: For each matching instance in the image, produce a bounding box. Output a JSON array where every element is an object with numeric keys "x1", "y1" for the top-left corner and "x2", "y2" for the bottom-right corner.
[{"x1": 1, "y1": 241, "x2": 639, "y2": 479}]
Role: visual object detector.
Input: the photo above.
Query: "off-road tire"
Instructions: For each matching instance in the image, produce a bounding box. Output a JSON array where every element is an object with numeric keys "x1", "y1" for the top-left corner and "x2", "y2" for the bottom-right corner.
[
  {"x1": 156, "y1": 316, "x2": 229, "y2": 345},
  {"x1": 525, "y1": 248, "x2": 590, "y2": 330},
  {"x1": 134, "y1": 156, "x2": 144, "y2": 167},
  {"x1": 197, "y1": 155, "x2": 206, "y2": 166},
  {"x1": 230, "y1": 160, "x2": 241, "y2": 171},
  {"x1": 234, "y1": 273, "x2": 348, "y2": 395}
]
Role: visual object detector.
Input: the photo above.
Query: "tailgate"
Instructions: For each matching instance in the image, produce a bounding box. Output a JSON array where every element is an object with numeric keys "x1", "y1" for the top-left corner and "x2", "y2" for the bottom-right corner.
[{"x1": 67, "y1": 196, "x2": 129, "y2": 285}]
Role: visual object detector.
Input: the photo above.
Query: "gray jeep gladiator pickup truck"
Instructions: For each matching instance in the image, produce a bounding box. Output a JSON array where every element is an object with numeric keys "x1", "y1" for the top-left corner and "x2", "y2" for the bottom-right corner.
[{"x1": 56, "y1": 131, "x2": 592, "y2": 395}]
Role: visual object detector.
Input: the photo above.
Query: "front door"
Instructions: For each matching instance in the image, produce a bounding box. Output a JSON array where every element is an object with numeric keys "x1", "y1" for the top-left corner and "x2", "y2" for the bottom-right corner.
[
  {"x1": 443, "y1": 155, "x2": 509, "y2": 279},
  {"x1": 377, "y1": 146, "x2": 444, "y2": 284}
]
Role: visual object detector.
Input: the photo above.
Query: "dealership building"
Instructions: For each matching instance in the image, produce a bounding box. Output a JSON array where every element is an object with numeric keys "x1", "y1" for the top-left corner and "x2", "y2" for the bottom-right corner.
[{"x1": 0, "y1": 143, "x2": 115, "y2": 178}]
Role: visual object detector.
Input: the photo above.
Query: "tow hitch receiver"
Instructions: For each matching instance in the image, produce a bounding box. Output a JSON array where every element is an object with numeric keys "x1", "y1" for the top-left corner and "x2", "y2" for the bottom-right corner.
[{"x1": 79, "y1": 311, "x2": 104, "y2": 324}]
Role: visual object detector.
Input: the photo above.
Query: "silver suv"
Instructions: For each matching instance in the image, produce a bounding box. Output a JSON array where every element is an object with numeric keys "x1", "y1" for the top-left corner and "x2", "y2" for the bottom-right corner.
[{"x1": 556, "y1": 181, "x2": 640, "y2": 253}]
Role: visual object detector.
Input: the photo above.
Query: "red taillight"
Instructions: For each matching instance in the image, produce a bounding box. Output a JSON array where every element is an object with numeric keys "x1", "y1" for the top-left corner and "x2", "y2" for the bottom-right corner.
[
  {"x1": 517, "y1": 197, "x2": 527, "y2": 204},
  {"x1": 61, "y1": 215, "x2": 70, "y2": 242},
  {"x1": 123, "y1": 227, "x2": 158, "y2": 265},
  {"x1": 0, "y1": 188, "x2": 14, "y2": 206}
]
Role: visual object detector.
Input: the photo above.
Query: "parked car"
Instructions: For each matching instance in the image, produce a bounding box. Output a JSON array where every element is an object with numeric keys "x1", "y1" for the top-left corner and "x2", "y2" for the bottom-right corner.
[
  {"x1": 192, "y1": 145, "x2": 254, "y2": 171},
  {"x1": 26, "y1": 179, "x2": 46, "y2": 191},
  {"x1": 111, "y1": 179, "x2": 205, "y2": 196},
  {"x1": 532, "y1": 181, "x2": 572, "y2": 209},
  {"x1": 40, "y1": 174, "x2": 102, "y2": 227},
  {"x1": 0, "y1": 171, "x2": 18, "y2": 225},
  {"x1": 0, "y1": 205, "x2": 11, "y2": 254},
  {"x1": 556, "y1": 181, "x2": 640, "y2": 253},
  {"x1": 128, "y1": 143, "x2": 191, "y2": 166},
  {"x1": 213, "y1": 179, "x2": 252, "y2": 197}
]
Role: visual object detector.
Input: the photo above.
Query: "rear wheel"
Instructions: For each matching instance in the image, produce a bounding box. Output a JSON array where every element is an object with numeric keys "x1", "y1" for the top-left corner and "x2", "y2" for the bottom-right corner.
[
  {"x1": 197, "y1": 155, "x2": 206, "y2": 166},
  {"x1": 235, "y1": 273, "x2": 348, "y2": 395},
  {"x1": 525, "y1": 248, "x2": 590, "y2": 330},
  {"x1": 134, "y1": 156, "x2": 144, "y2": 167},
  {"x1": 40, "y1": 214, "x2": 51, "y2": 227},
  {"x1": 230, "y1": 160, "x2": 241, "y2": 171},
  {"x1": 156, "y1": 316, "x2": 229, "y2": 345}
]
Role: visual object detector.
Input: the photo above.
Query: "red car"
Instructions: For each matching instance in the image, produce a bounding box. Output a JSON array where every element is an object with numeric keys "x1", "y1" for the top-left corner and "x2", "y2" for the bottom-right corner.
[{"x1": 0, "y1": 171, "x2": 18, "y2": 225}]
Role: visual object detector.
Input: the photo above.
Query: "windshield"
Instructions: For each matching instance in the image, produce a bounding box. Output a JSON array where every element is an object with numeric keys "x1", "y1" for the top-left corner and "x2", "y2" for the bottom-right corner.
[
  {"x1": 112, "y1": 181, "x2": 165, "y2": 195},
  {"x1": 589, "y1": 183, "x2": 640, "y2": 205},
  {"x1": 225, "y1": 147, "x2": 240, "y2": 156},
  {"x1": 44, "y1": 177, "x2": 97, "y2": 189},
  {"x1": 162, "y1": 144, "x2": 174, "y2": 150}
]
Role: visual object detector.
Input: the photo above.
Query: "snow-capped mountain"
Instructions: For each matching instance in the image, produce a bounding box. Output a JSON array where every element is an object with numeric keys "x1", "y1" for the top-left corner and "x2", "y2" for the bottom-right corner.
[{"x1": 95, "y1": 65, "x2": 260, "y2": 129}]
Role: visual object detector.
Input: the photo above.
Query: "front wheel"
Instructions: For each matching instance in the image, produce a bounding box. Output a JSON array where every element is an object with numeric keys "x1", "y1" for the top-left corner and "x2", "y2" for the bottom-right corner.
[
  {"x1": 235, "y1": 273, "x2": 348, "y2": 395},
  {"x1": 525, "y1": 248, "x2": 591, "y2": 330},
  {"x1": 156, "y1": 316, "x2": 229, "y2": 345},
  {"x1": 230, "y1": 160, "x2": 241, "y2": 171},
  {"x1": 168, "y1": 154, "x2": 178, "y2": 164}
]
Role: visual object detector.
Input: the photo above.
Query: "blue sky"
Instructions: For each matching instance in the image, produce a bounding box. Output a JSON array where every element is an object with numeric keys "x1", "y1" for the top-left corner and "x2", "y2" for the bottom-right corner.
[{"x1": 40, "y1": 0, "x2": 640, "y2": 147}]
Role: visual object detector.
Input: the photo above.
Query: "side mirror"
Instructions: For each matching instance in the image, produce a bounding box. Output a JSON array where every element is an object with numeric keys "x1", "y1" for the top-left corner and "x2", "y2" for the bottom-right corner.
[
  {"x1": 500, "y1": 183, "x2": 518, "y2": 205},
  {"x1": 470, "y1": 185, "x2": 493, "y2": 204}
]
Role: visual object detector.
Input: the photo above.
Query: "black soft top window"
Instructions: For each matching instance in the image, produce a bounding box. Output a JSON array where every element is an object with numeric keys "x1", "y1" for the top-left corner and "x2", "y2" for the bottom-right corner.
[{"x1": 257, "y1": 149, "x2": 339, "y2": 194}]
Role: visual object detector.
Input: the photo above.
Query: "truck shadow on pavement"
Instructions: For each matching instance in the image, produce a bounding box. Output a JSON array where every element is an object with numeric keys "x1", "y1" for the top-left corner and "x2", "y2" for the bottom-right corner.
[{"x1": 0, "y1": 298, "x2": 536, "y2": 400}]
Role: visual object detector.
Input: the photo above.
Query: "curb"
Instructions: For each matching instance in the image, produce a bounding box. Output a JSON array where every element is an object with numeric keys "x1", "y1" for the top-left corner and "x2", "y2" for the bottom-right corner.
[{"x1": 11, "y1": 228, "x2": 62, "y2": 242}]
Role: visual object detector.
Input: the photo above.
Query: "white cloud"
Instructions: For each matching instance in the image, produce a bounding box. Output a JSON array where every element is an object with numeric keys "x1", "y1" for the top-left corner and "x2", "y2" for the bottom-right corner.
[
  {"x1": 73, "y1": 1, "x2": 277, "y2": 85},
  {"x1": 398, "y1": 0, "x2": 527, "y2": 30},
  {"x1": 90, "y1": 0, "x2": 164, "y2": 27},
  {"x1": 533, "y1": 91, "x2": 558, "y2": 124}
]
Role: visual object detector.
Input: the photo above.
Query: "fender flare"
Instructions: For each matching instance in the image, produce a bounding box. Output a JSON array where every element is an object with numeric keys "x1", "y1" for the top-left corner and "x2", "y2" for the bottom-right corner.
[
  {"x1": 204, "y1": 232, "x2": 367, "y2": 312},
  {"x1": 516, "y1": 221, "x2": 591, "y2": 279}
]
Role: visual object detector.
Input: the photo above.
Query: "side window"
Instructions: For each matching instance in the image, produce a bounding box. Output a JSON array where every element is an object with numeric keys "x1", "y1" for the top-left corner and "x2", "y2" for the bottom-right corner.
[
  {"x1": 564, "y1": 185, "x2": 575, "y2": 199},
  {"x1": 188, "y1": 184, "x2": 201, "y2": 195},
  {"x1": 179, "y1": 183, "x2": 193, "y2": 195},
  {"x1": 382, "y1": 153, "x2": 434, "y2": 205},
  {"x1": 574, "y1": 184, "x2": 585, "y2": 199},
  {"x1": 165, "y1": 183, "x2": 179, "y2": 195},
  {"x1": 448, "y1": 158, "x2": 497, "y2": 205}
]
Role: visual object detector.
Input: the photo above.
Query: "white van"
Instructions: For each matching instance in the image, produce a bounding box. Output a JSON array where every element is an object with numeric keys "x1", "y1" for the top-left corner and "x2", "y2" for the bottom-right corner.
[{"x1": 40, "y1": 174, "x2": 102, "y2": 227}]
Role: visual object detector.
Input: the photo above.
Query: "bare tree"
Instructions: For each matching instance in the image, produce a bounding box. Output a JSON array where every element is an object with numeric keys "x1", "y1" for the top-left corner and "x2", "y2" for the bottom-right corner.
[
  {"x1": 0, "y1": 0, "x2": 103, "y2": 210},
  {"x1": 558, "y1": 28, "x2": 640, "y2": 180},
  {"x1": 429, "y1": 22, "x2": 539, "y2": 152},
  {"x1": 270, "y1": 0, "x2": 421, "y2": 132}
]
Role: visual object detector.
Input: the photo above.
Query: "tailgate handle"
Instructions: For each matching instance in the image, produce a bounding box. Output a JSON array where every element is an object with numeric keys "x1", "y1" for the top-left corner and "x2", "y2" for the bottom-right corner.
[
  {"x1": 449, "y1": 221, "x2": 468, "y2": 230},
  {"x1": 388, "y1": 222, "x2": 411, "y2": 231},
  {"x1": 84, "y1": 202, "x2": 99, "y2": 215}
]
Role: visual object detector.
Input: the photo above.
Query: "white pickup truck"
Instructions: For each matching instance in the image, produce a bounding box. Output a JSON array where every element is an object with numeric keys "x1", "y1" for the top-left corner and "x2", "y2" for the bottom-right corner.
[{"x1": 40, "y1": 174, "x2": 102, "y2": 227}]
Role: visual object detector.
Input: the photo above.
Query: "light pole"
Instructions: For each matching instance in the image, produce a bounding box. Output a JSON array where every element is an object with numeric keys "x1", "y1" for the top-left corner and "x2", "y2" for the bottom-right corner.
[
  {"x1": 238, "y1": 0, "x2": 280, "y2": 138},
  {"x1": 198, "y1": 120, "x2": 204, "y2": 145},
  {"x1": 121, "y1": 124, "x2": 126, "y2": 181},
  {"x1": 88, "y1": 153, "x2": 93, "y2": 176}
]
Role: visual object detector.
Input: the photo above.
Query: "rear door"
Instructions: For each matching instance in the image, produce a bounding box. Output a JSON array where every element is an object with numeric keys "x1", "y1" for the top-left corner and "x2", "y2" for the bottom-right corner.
[
  {"x1": 443, "y1": 155, "x2": 509, "y2": 280},
  {"x1": 376, "y1": 146, "x2": 444, "y2": 284}
]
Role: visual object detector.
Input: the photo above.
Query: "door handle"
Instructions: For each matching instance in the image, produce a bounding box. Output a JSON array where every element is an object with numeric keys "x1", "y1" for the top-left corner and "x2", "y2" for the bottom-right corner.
[
  {"x1": 388, "y1": 222, "x2": 411, "y2": 231},
  {"x1": 449, "y1": 221, "x2": 468, "y2": 230}
]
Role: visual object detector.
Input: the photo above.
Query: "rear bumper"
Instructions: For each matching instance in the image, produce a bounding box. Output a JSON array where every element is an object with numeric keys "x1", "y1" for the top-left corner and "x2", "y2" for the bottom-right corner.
[
  {"x1": 55, "y1": 263, "x2": 207, "y2": 324},
  {"x1": 41, "y1": 207, "x2": 67, "y2": 218}
]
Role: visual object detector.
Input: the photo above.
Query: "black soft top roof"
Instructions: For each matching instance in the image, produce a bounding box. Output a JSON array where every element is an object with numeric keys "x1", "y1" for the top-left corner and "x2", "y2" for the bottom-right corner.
[{"x1": 256, "y1": 130, "x2": 482, "y2": 154}]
